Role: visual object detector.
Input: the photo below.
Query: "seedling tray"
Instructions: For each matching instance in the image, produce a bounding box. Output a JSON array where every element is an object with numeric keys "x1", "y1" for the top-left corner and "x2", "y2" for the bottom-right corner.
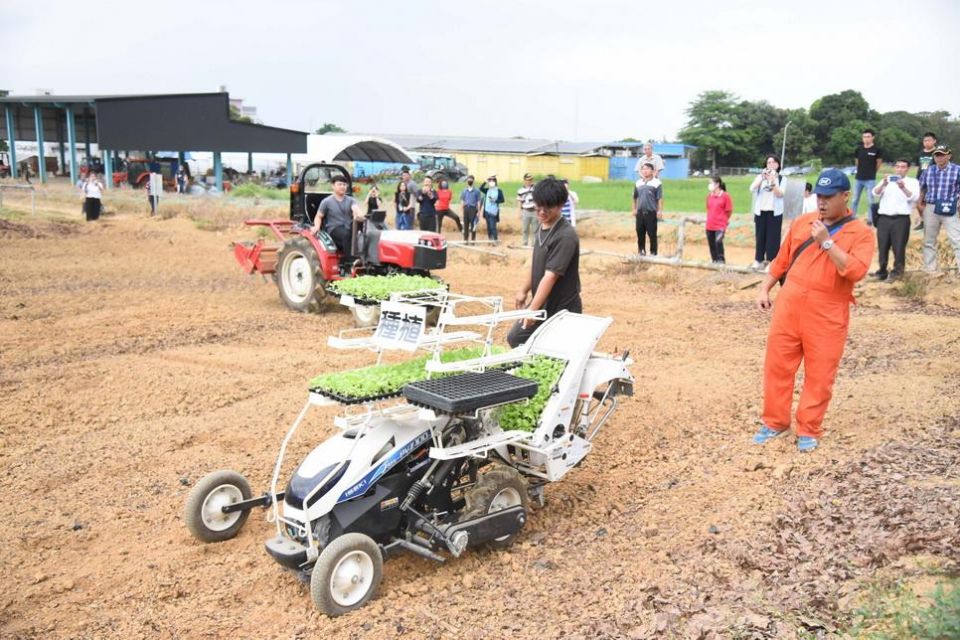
[{"x1": 402, "y1": 371, "x2": 538, "y2": 414}]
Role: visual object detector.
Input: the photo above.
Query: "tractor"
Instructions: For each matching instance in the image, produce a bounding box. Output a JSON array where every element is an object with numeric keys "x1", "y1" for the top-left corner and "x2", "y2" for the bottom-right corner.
[{"x1": 233, "y1": 163, "x2": 447, "y2": 324}]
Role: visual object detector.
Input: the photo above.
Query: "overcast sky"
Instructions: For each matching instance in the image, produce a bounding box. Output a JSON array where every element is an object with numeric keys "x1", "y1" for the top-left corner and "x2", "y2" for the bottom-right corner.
[{"x1": 3, "y1": 0, "x2": 958, "y2": 142}]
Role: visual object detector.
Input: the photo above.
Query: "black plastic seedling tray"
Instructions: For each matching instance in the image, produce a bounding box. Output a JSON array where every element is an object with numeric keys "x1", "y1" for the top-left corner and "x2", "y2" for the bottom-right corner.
[{"x1": 402, "y1": 371, "x2": 538, "y2": 414}]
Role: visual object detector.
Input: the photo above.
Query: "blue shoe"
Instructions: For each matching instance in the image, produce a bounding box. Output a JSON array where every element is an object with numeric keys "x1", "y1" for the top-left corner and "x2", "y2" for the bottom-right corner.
[
  {"x1": 753, "y1": 425, "x2": 786, "y2": 445},
  {"x1": 797, "y1": 436, "x2": 819, "y2": 453}
]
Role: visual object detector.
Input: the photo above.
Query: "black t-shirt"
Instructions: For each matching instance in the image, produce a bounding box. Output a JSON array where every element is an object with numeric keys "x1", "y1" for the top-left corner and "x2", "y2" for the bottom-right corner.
[
  {"x1": 531, "y1": 217, "x2": 581, "y2": 317},
  {"x1": 854, "y1": 145, "x2": 883, "y2": 180},
  {"x1": 917, "y1": 147, "x2": 936, "y2": 179}
]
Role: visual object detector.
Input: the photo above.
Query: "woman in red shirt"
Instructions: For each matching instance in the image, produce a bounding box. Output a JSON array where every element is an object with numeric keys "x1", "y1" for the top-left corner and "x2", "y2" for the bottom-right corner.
[
  {"x1": 706, "y1": 176, "x2": 733, "y2": 264},
  {"x1": 435, "y1": 179, "x2": 463, "y2": 234}
]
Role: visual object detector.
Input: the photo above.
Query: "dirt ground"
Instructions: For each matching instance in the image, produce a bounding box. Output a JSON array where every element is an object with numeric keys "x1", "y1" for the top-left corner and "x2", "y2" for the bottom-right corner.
[{"x1": 1, "y1": 189, "x2": 959, "y2": 639}]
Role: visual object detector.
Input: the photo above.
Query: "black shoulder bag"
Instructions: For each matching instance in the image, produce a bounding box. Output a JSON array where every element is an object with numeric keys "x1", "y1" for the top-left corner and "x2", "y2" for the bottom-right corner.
[{"x1": 778, "y1": 215, "x2": 855, "y2": 286}]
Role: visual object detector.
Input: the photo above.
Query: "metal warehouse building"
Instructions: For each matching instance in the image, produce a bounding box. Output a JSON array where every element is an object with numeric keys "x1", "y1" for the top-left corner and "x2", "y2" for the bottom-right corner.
[
  {"x1": 0, "y1": 92, "x2": 307, "y2": 189},
  {"x1": 375, "y1": 135, "x2": 611, "y2": 182}
]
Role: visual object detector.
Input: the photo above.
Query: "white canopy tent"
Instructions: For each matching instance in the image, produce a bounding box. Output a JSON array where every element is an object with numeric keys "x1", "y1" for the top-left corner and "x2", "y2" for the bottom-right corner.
[{"x1": 295, "y1": 134, "x2": 414, "y2": 165}]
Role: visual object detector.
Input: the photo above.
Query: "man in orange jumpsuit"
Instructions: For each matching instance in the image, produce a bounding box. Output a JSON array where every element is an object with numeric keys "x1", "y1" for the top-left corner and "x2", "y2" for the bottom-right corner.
[{"x1": 753, "y1": 169, "x2": 875, "y2": 452}]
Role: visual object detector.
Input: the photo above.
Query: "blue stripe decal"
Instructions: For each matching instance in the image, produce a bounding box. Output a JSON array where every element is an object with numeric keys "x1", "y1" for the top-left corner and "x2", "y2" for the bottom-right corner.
[{"x1": 337, "y1": 430, "x2": 432, "y2": 502}]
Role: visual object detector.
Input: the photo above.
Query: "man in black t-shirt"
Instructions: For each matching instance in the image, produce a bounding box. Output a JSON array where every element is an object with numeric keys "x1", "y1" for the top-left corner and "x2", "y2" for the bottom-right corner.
[
  {"x1": 852, "y1": 128, "x2": 883, "y2": 225},
  {"x1": 507, "y1": 178, "x2": 581, "y2": 348},
  {"x1": 914, "y1": 132, "x2": 939, "y2": 230}
]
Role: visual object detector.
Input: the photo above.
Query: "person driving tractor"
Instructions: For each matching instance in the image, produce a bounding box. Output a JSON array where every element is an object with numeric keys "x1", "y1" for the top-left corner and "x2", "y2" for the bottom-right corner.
[{"x1": 310, "y1": 174, "x2": 366, "y2": 256}]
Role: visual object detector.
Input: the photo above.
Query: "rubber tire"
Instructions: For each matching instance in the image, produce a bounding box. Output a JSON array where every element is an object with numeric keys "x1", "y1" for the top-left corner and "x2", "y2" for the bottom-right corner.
[
  {"x1": 184, "y1": 470, "x2": 252, "y2": 543},
  {"x1": 276, "y1": 236, "x2": 326, "y2": 313},
  {"x1": 462, "y1": 464, "x2": 529, "y2": 549},
  {"x1": 350, "y1": 304, "x2": 381, "y2": 328},
  {"x1": 310, "y1": 533, "x2": 383, "y2": 617}
]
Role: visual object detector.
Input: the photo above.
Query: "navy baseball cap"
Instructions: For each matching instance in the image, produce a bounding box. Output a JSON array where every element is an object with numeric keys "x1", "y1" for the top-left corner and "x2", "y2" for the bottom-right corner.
[{"x1": 813, "y1": 169, "x2": 851, "y2": 196}]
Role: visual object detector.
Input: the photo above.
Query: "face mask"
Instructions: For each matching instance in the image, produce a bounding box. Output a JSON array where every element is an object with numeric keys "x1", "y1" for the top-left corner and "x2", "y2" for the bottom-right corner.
[
  {"x1": 488, "y1": 182, "x2": 495, "y2": 188},
  {"x1": 708, "y1": 183, "x2": 715, "y2": 192}
]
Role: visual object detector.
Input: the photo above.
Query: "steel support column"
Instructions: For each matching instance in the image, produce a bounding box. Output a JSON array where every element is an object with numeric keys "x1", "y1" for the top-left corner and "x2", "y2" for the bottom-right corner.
[
  {"x1": 103, "y1": 148, "x2": 112, "y2": 188},
  {"x1": 286, "y1": 153, "x2": 292, "y2": 186},
  {"x1": 65, "y1": 106, "x2": 78, "y2": 186},
  {"x1": 4, "y1": 107, "x2": 17, "y2": 178},
  {"x1": 214, "y1": 152, "x2": 223, "y2": 191},
  {"x1": 33, "y1": 106, "x2": 46, "y2": 183},
  {"x1": 247, "y1": 152, "x2": 253, "y2": 173}
]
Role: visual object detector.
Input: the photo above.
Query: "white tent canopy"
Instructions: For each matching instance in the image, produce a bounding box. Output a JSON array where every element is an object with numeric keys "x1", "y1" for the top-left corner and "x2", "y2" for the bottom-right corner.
[{"x1": 297, "y1": 134, "x2": 414, "y2": 164}]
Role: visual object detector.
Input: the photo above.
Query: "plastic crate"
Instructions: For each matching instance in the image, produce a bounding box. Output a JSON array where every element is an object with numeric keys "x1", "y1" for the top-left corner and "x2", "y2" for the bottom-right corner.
[{"x1": 402, "y1": 371, "x2": 538, "y2": 414}]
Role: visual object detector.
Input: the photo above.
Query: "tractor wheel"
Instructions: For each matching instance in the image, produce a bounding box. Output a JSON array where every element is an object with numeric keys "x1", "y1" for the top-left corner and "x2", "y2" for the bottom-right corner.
[
  {"x1": 276, "y1": 236, "x2": 326, "y2": 313},
  {"x1": 462, "y1": 464, "x2": 529, "y2": 549},
  {"x1": 310, "y1": 533, "x2": 383, "y2": 616},
  {"x1": 184, "y1": 470, "x2": 252, "y2": 543},
  {"x1": 350, "y1": 304, "x2": 380, "y2": 328}
]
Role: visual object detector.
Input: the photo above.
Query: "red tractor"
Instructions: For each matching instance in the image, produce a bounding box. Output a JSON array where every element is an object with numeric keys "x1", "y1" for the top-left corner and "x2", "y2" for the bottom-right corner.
[{"x1": 233, "y1": 163, "x2": 447, "y2": 319}]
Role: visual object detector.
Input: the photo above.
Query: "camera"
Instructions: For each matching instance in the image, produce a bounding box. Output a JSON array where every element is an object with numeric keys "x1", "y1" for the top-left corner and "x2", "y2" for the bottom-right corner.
[{"x1": 888, "y1": 176, "x2": 899, "y2": 183}]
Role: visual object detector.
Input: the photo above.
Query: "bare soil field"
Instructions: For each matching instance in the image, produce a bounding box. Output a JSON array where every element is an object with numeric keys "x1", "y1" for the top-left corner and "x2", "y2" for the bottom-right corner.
[{"x1": 1, "y1": 187, "x2": 958, "y2": 639}]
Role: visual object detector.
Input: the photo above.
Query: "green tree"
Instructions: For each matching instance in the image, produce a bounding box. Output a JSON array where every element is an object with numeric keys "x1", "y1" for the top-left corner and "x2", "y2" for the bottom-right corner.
[
  {"x1": 824, "y1": 120, "x2": 869, "y2": 166},
  {"x1": 678, "y1": 90, "x2": 749, "y2": 172},
  {"x1": 736, "y1": 100, "x2": 788, "y2": 166},
  {"x1": 809, "y1": 90, "x2": 877, "y2": 153},
  {"x1": 315, "y1": 123, "x2": 346, "y2": 134},
  {"x1": 773, "y1": 108, "x2": 818, "y2": 166},
  {"x1": 879, "y1": 127, "x2": 916, "y2": 164},
  {"x1": 229, "y1": 105, "x2": 253, "y2": 124}
]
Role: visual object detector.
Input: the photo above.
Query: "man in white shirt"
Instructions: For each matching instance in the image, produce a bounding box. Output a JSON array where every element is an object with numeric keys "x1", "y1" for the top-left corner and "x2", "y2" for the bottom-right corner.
[
  {"x1": 871, "y1": 159, "x2": 920, "y2": 281},
  {"x1": 633, "y1": 143, "x2": 664, "y2": 179}
]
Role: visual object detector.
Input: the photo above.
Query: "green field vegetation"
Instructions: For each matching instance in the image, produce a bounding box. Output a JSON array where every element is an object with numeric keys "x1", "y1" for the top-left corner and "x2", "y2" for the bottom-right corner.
[
  {"x1": 351, "y1": 174, "x2": 797, "y2": 215},
  {"x1": 847, "y1": 576, "x2": 960, "y2": 639}
]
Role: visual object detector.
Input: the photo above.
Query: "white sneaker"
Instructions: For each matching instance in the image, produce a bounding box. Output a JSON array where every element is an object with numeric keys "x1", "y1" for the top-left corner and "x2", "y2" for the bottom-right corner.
[{"x1": 750, "y1": 261, "x2": 762, "y2": 271}]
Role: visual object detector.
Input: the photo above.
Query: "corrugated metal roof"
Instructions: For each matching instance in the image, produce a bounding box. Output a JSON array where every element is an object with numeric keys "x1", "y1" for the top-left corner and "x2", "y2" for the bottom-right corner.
[
  {"x1": 365, "y1": 133, "x2": 608, "y2": 155},
  {"x1": 0, "y1": 92, "x2": 216, "y2": 104}
]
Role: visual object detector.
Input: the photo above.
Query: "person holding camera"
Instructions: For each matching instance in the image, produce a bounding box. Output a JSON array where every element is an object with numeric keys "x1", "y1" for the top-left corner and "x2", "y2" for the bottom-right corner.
[
  {"x1": 871, "y1": 160, "x2": 919, "y2": 281},
  {"x1": 416, "y1": 176, "x2": 439, "y2": 232},
  {"x1": 81, "y1": 173, "x2": 105, "y2": 222},
  {"x1": 749, "y1": 155, "x2": 786, "y2": 270},
  {"x1": 365, "y1": 183, "x2": 383, "y2": 217},
  {"x1": 753, "y1": 169, "x2": 875, "y2": 453}
]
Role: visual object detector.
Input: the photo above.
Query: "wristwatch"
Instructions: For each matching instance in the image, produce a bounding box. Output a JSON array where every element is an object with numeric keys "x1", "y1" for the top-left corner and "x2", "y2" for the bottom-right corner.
[{"x1": 820, "y1": 239, "x2": 835, "y2": 251}]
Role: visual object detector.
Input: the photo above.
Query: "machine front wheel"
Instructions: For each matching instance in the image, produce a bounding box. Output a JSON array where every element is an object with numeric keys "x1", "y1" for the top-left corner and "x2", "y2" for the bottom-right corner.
[
  {"x1": 310, "y1": 533, "x2": 383, "y2": 616},
  {"x1": 184, "y1": 470, "x2": 252, "y2": 543}
]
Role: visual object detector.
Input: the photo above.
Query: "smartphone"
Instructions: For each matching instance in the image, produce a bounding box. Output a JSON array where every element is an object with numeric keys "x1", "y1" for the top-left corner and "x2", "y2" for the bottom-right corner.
[{"x1": 888, "y1": 176, "x2": 899, "y2": 183}]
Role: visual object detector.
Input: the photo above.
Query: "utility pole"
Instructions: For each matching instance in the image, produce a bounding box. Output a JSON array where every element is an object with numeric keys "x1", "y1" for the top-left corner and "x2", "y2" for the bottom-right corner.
[{"x1": 780, "y1": 121, "x2": 792, "y2": 168}]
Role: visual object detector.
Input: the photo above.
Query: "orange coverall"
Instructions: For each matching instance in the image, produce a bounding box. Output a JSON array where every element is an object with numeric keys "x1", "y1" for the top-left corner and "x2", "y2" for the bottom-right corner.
[{"x1": 763, "y1": 211, "x2": 875, "y2": 438}]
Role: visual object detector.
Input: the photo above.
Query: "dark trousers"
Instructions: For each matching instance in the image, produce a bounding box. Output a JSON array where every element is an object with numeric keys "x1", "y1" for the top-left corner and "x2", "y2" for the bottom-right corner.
[
  {"x1": 148, "y1": 195, "x2": 159, "y2": 215},
  {"x1": 462, "y1": 205, "x2": 478, "y2": 242},
  {"x1": 635, "y1": 210, "x2": 658, "y2": 255},
  {"x1": 437, "y1": 209, "x2": 462, "y2": 233},
  {"x1": 706, "y1": 229, "x2": 725, "y2": 263},
  {"x1": 84, "y1": 197, "x2": 101, "y2": 221},
  {"x1": 507, "y1": 298, "x2": 583, "y2": 348},
  {"x1": 327, "y1": 225, "x2": 353, "y2": 256},
  {"x1": 418, "y1": 213, "x2": 438, "y2": 232},
  {"x1": 754, "y1": 211, "x2": 782, "y2": 262},
  {"x1": 876, "y1": 214, "x2": 910, "y2": 276}
]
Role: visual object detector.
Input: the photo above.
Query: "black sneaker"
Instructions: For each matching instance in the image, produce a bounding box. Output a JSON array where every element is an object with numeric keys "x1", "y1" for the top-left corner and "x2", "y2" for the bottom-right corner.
[
  {"x1": 914, "y1": 221, "x2": 924, "y2": 231},
  {"x1": 888, "y1": 272, "x2": 902, "y2": 282},
  {"x1": 872, "y1": 271, "x2": 888, "y2": 281}
]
